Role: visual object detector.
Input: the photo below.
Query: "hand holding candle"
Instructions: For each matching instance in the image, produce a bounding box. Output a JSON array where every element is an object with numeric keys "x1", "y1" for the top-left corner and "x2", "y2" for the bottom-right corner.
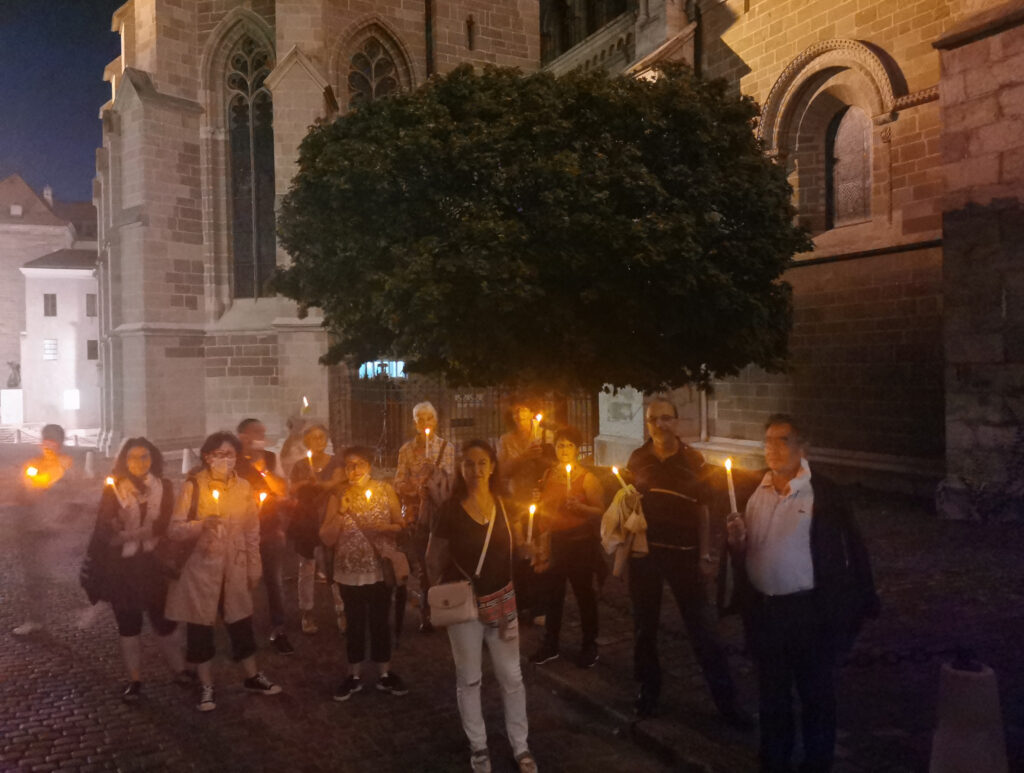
[{"x1": 724, "y1": 458, "x2": 738, "y2": 514}]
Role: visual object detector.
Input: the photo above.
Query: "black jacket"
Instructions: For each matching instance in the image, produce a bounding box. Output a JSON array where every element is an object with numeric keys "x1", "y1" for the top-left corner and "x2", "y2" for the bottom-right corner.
[{"x1": 731, "y1": 472, "x2": 880, "y2": 654}]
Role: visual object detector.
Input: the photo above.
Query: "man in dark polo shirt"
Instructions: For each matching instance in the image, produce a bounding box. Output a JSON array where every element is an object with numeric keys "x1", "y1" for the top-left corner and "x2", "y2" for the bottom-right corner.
[{"x1": 626, "y1": 396, "x2": 749, "y2": 727}]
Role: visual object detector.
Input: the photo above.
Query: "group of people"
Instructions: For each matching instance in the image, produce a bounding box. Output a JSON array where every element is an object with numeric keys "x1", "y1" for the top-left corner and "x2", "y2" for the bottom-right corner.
[{"x1": 12, "y1": 397, "x2": 879, "y2": 773}]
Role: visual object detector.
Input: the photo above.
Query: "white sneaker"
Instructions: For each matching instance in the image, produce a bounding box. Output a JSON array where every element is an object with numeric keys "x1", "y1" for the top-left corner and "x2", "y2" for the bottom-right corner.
[{"x1": 12, "y1": 621, "x2": 42, "y2": 636}]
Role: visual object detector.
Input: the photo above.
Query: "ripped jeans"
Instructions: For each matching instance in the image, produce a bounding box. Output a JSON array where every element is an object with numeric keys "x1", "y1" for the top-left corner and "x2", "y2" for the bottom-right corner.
[{"x1": 446, "y1": 618, "x2": 529, "y2": 756}]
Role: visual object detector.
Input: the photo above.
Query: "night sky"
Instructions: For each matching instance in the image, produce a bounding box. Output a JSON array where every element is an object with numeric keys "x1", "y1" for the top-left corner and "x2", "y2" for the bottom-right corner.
[{"x1": 0, "y1": 0, "x2": 123, "y2": 203}]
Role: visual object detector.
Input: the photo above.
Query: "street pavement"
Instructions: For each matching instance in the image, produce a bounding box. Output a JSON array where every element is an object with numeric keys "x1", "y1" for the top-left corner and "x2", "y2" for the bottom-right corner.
[{"x1": 2, "y1": 445, "x2": 1022, "y2": 772}]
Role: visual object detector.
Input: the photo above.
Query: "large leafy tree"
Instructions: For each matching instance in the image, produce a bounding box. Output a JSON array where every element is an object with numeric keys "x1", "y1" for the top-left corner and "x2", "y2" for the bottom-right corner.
[{"x1": 274, "y1": 64, "x2": 810, "y2": 393}]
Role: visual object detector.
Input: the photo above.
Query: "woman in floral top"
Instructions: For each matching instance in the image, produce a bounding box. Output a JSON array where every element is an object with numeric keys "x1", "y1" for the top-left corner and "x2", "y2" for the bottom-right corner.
[{"x1": 320, "y1": 446, "x2": 409, "y2": 701}]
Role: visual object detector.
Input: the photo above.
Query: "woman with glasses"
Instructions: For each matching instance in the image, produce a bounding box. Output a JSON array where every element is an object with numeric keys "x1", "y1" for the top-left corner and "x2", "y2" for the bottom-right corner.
[
  {"x1": 164, "y1": 431, "x2": 281, "y2": 712},
  {"x1": 81, "y1": 437, "x2": 189, "y2": 701},
  {"x1": 320, "y1": 446, "x2": 408, "y2": 701},
  {"x1": 426, "y1": 440, "x2": 537, "y2": 773}
]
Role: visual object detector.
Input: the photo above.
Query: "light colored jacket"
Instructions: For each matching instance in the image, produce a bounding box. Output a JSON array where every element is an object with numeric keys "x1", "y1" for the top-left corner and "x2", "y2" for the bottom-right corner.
[
  {"x1": 600, "y1": 484, "x2": 649, "y2": 577},
  {"x1": 164, "y1": 470, "x2": 261, "y2": 625}
]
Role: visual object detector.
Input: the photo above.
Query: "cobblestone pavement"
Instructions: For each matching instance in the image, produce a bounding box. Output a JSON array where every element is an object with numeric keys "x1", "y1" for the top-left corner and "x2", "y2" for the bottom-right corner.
[
  {"x1": 519, "y1": 489, "x2": 1024, "y2": 772},
  {"x1": 0, "y1": 457, "x2": 667, "y2": 773},
  {"x1": 2, "y1": 446, "x2": 1022, "y2": 772}
]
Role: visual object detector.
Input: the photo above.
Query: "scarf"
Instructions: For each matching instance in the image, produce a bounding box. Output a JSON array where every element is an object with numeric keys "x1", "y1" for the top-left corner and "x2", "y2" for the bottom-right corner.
[{"x1": 114, "y1": 473, "x2": 164, "y2": 557}]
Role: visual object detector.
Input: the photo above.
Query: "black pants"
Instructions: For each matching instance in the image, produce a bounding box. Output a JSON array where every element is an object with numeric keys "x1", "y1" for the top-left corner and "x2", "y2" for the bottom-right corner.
[
  {"x1": 543, "y1": 536, "x2": 599, "y2": 649},
  {"x1": 744, "y1": 590, "x2": 836, "y2": 773},
  {"x1": 628, "y1": 547, "x2": 738, "y2": 712},
  {"x1": 260, "y1": 537, "x2": 287, "y2": 629},
  {"x1": 186, "y1": 617, "x2": 257, "y2": 664},
  {"x1": 113, "y1": 602, "x2": 177, "y2": 638},
  {"x1": 340, "y1": 582, "x2": 391, "y2": 664}
]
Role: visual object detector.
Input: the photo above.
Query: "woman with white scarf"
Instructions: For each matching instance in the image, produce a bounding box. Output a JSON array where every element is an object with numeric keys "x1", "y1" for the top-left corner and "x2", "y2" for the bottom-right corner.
[{"x1": 82, "y1": 437, "x2": 187, "y2": 702}]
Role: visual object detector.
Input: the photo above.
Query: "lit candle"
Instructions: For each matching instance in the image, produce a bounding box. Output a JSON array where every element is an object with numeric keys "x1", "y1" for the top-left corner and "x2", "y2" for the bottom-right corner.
[
  {"x1": 534, "y1": 413, "x2": 544, "y2": 444},
  {"x1": 565, "y1": 463, "x2": 572, "y2": 498},
  {"x1": 424, "y1": 427, "x2": 432, "y2": 458},
  {"x1": 611, "y1": 466, "x2": 627, "y2": 489},
  {"x1": 212, "y1": 488, "x2": 221, "y2": 516},
  {"x1": 301, "y1": 395, "x2": 310, "y2": 415},
  {"x1": 26, "y1": 466, "x2": 38, "y2": 478},
  {"x1": 258, "y1": 491, "x2": 267, "y2": 507},
  {"x1": 724, "y1": 458, "x2": 738, "y2": 513},
  {"x1": 307, "y1": 449, "x2": 314, "y2": 472},
  {"x1": 527, "y1": 504, "x2": 536, "y2": 543},
  {"x1": 106, "y1": 475, "x2": 127, "y2": 508},
  {"x1": 364, "y1": 488, "x2": 373, "y2": 504}
]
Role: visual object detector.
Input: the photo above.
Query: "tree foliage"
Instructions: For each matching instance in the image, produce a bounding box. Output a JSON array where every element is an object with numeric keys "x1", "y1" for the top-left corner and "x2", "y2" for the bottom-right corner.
[{"x1": 274, "y1": 64, "x2": 811, "y2": 393}]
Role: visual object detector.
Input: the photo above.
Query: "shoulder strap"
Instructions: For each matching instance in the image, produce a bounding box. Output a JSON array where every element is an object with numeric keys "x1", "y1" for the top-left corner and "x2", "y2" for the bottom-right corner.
[{"x1": 473, "y1": 504, "x2": 497, "y2": 579}]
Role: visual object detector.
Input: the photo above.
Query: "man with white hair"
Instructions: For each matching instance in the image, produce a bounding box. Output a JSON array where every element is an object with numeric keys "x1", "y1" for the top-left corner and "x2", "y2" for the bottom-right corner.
[{"x1": 395, "y1": 401, "x2": 455, "y2": 633}]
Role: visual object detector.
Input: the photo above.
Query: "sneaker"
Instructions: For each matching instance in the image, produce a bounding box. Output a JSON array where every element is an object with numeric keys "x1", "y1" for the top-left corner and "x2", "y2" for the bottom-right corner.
[
  {"x1": 376, "y1": 671, "x2": 409, "y2": 696},
  {"x1": 121, "y1": 681, "x2": 142, "y2": 703},
  {"x1": 301, "y1": 614, "x2": 319, "y2": 635},
  {"x1": 515, "y1": 751, "x2": 539, "y2": 773},
  {"x1": 270, "y1": 632, "x2": 295, "y2": 655},
  {"x1": 174, "y1": 670, "x2": 199, "y2": 688},
  {"x1": 470, "y1": 749, "x2": 492, "y2": 773},
  {"x1": 12, "y1": 621, "x2": 42, "y2": 636},
  {"x1": 197, "y1": 684, "x2": 216, "y2": 712},
  {"x1": 576, "y1": 643, "x2": 599, "y2": 669},
  {"x1": 418, "y1": 620, "x2": 434, "y2": 634},
  {"x1": 243, "y1": 672, "x2": 282, "y2": 695},
  {"x1": 333, "y1": 675, "x2": 362, "y2": 702},
  {"x1": 529, "y1": 645, "x2": 559, "y2": 665}
]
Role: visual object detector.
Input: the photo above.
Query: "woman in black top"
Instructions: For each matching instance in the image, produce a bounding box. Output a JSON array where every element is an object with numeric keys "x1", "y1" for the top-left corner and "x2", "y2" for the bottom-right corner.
[
  {"x1": 426, "y1": 440, "x2": 537, "y2": 773},
  {"x1": 81, "y1": 437, "x2": 188, "y2": 701}
]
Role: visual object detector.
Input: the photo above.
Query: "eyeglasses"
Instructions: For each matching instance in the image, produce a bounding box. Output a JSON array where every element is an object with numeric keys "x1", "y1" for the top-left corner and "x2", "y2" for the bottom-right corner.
[
  {"x1": 208, "y1": 451, "x2": 236, "y2": 459},
  {"x1": 764, "y1": 437, "x2": 794, "y2": 448},
  {"x1": 645, "y1": 414, "x2": 675, "y2": 423}
]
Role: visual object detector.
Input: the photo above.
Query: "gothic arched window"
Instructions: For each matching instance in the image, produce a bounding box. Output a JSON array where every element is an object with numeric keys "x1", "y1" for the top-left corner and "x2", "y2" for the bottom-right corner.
[
  {"x1": 348, "y1": 37, "x2": 399, "y2": 105},
  {"x1": 825, "y1": 106, "x2": 872, "y2": 228},
  {"x1": 227, "y1": 36, "x2": 275, "y2": 298}
]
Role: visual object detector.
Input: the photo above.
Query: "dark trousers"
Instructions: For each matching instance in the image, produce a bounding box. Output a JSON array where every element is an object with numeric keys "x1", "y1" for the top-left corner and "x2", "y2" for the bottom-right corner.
[
  {"x1": 543, "y1": 536, "x2": 599, "y2": 649},
  {"x1": 744, "y1": 590, "x2": 837, "y2": 773},
  {"x1": 113, "y1": 602, "x2": 177, "y2": 638},
  {"x1": 260, "y1": 538, "x2": 287, "y2": 629},
  {"x1": 186, "y1": 617, "x2": 257, "y2": 664},
  {"x1": 628, "y1": 547, "x2": 738, "y2": 712},
  {"x1": 340, "y1": 582, "x2": 391, "y2": 664}
]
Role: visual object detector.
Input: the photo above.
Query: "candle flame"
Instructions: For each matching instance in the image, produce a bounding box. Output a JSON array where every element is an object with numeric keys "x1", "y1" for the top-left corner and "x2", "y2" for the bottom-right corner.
[
  {"x1": 364, "y1": 489, "x2": 372, "y2": 501},
  {"x1": 724, "y1": 458, "x2": 733, "y2": 472},
  {"x1": 259, "y1": 492, "x2": 267, "y2": 503},
  {"x1": 307, "y1": 450, "x2": 313, "y2": 459},
  {"x1": 212, "y1": 489, "x2": 220, "y2": 501},
  {"x1": 424, "y1": 427, "x2": 430, "y2": 436},
  {"x1": 529, "y1": 504, "x2": 536, "y2": 515},
  {"x1": 612, "y1": 466, "x2": 619, "y2": 475},
  {"x1": 535, "y1": 413, "x2": 543, "y2": 423},
  {"x1": 565, "y1": 463, "x2": 572, "y2": 475},
  {"x1": 105, "y1": 476, "x2": 115, "y2": 486},
  {"x1": 26, "y1": 466, "x2": 38, "y2": 477},
  {"x1": 302, "y1": 395, "x2": 309, "y2": 408}
]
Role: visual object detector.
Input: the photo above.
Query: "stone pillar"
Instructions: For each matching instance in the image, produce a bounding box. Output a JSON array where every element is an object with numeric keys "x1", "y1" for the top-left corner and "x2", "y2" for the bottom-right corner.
[{"x1": 934, "y1": 4, "x2": 1024, "y2": 519}]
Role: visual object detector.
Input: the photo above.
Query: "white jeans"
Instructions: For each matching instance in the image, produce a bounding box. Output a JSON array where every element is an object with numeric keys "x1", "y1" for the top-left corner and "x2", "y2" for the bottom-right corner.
[
  {"x1": 447, "y1": 618, "x2": 529, "y2": 756},
  {"x1": 297, "y1": 555, "x2": 316, "y2": 611}
]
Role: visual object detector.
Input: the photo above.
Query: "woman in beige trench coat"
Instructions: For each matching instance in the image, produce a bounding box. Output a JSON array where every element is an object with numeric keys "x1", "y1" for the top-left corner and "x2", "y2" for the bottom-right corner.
[{"x1": 165, "y1": 431, "x2": 282, "y2": 712}]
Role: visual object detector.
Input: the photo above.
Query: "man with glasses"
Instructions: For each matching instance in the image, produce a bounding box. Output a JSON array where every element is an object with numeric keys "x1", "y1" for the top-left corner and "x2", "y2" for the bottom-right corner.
[
  {"x1": 625, "y1": 396, "x2": 750, "y2": 727},
  {"x1": 727, "y1": 414, "x2": 879, "y2": 773}
]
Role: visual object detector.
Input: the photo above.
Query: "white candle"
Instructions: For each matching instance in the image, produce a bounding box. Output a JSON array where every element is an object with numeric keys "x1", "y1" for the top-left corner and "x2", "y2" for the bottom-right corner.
[
  {"x1": 307, "y1": 449, "x2": 314, "y2": 472},
  {"x1": 611, "y1": 466, "x2": 627, "y2": 489},
  {"x1": 212, "y1": 488, "x2": 221, "y2": 516},
  {"x1": 725, "y1": 458, "x2": 738, "y2": 513},
  {"x1": 424, "y1": 427, "x2": 431, "y2": 459},
  {"x1": 565, "y1": 463, "x2": 572, "y2": 498},
  {"x1": 364, "y1": 488, "x2": 373, "y2": 503},
  {"x1": 258, "y1": 491, "x2": 267, "y2": 507},
  {"x1": 301, "y1": 395, "x2": 310, "y2": 415},
  {"x1": 527, "y1": 504, "x2": 536, "y2": 543}
]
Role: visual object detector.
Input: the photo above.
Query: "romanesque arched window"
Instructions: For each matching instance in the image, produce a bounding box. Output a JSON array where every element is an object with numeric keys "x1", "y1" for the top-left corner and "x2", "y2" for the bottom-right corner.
[
  {"x1": 348, "y1": 37, "x2": 400, "y2": 104},
  {"x1": 826, "y1": 106, "x2": 872, "y2": 228},
  {"x1": 226, "y1": 35, "x2": 275, "y2": 298}
]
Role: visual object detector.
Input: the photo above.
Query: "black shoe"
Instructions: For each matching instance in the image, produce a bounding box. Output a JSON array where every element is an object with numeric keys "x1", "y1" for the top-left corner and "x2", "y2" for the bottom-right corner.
[
  {"x1": 720, "y1": 705, "x2": 756, "y2": 732},
  {"x1": 576, "y1": 643, "x2": 599, "y2": 669},
  {"x1": 243, "y1": 671, "x2": 282, "y2": 695},
  {"x1": 270, "y1": 632, "x2": 295, "y2": 655},
  {"x1": 529, "y1": 644, "x2": 560, "y2": 665},
  {"x1": 634, "y1": 685, "x2": 659, "y2": 719},
  {"x1": 121, "y1": 681, "x2": 142, "y2": 703},
  {"x1": 333, "y1": 675, "x2": 362, "y2": 702},
  {"x1": 376, "y1": 671, "x2": 409, "y2": 696},
  {"x1": 419, "y1": 620, "x2": 434, "y2": 634}
]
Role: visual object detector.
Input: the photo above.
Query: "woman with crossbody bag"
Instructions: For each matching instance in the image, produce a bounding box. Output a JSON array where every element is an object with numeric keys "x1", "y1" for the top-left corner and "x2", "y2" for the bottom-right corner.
[{"x1": 426, "y1": 440, "x2": 538, "y2": 773}]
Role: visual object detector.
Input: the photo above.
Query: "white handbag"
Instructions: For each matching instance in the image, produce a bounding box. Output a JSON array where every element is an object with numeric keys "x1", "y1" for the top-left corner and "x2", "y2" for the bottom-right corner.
[{"x1": 427, "y1": 506, "x2": 497, "y2": 628}]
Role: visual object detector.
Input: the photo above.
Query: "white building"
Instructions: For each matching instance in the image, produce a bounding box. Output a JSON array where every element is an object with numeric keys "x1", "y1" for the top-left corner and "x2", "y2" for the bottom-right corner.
[{"x1": 19, "y1": 250, "x2": 101, "y2": 430}]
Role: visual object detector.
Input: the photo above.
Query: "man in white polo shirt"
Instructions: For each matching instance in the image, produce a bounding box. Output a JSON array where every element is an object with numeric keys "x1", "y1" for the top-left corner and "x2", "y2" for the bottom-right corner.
[{"x1": 727, "y1": 414, "x2": 879, "y2": 773}]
